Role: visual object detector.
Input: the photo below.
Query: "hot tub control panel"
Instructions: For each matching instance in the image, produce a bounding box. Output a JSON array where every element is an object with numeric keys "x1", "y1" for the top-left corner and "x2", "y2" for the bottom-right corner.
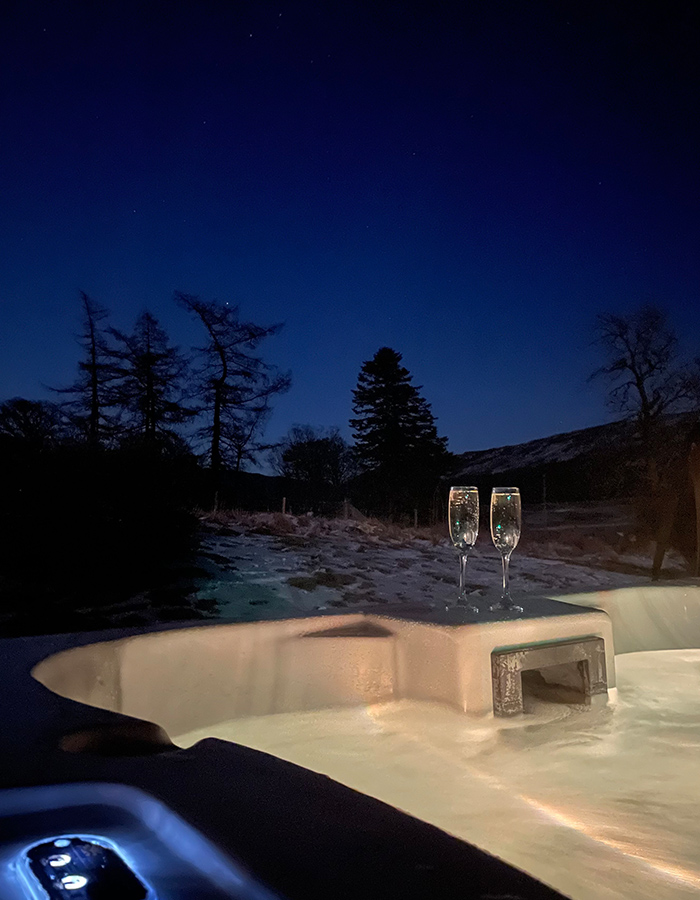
[
  {"x1": 22, "y1": 836, "x2": 149, "y2": 899},
  {"x1": 0, "y1": 783, "x2": 281, "y2": 900}
]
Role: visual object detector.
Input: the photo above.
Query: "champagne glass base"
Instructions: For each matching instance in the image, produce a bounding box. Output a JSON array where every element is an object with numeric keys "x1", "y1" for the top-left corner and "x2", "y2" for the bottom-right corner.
[
  {"x1": 457, "y1": 599, "x2": 480, "y2": 613},
  {"x1": 488, "y1": 601, "x2": 523, "y2": 614}
]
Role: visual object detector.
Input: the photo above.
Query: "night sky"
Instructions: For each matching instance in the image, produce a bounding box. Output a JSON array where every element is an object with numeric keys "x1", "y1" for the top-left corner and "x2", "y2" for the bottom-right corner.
[{"x1": 1, "y1": 0, "x2": 698, "y2": 458}]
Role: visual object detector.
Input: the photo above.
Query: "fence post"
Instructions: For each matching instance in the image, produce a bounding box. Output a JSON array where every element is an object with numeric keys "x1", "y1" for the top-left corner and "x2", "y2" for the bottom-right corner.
[{"x1": 542, "y1": 473, "x2": 547, "y2": 531}]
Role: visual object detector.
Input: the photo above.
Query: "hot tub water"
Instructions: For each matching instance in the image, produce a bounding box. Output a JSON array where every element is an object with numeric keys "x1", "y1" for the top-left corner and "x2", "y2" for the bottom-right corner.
[{"x1": 174, "y1": 650, "x2": 700, "y2": 900}]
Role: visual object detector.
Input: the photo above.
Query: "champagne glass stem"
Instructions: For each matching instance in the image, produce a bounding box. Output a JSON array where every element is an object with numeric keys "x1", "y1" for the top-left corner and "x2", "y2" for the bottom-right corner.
[
  {"x1": 459, "y1": 552, "x2": 467, "y2": 599},
  {"x1": 501, "y1": 552, "x2": 510, "y2": 602},
  {"x1": 455, "y1": 551, "x2": 478, "y2": 611}
]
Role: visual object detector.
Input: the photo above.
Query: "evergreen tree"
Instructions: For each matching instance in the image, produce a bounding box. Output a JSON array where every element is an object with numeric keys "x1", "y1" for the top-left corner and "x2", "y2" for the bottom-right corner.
[
  {"x1": 108, "y1": 311, "x2": 193, "y2": 443},
  {"x1": 350, "y1": 347, "x2": 449, "y2": 518},
  {"x1": 53, "y1": 291, "x2": 118, "y2": 447}
]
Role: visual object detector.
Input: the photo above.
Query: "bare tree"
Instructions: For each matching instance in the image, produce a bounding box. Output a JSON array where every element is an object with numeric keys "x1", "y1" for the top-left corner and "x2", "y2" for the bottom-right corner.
[
  {"x1": 272, "y1": 425, "x2": 354, "y2": 485},
  {"x1": 591, "y1": 304, "x2": 694, "y2": 446},
  {"x1": 0, "y1": 398, "x2": 71, "y2": 450},
  {"x1": 221, "y1": 402, "x2": 276, "y2": 473},
  {"x1": 592, "y1": 305, "x2": 700, "y2": 577},
  {"x1": 176, "y1": 292, "x2": 290, "y2": 485},
  {"x1": 271, "y1": 425, "x2": 355, "y2": 511}
]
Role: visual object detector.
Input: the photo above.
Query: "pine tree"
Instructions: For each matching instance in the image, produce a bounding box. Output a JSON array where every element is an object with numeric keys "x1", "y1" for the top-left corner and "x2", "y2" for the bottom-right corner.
[
  {"x1": 52, "y1": 291, "x2": 119, "y2": 447},
  {"x1": 350, "y1": 347, "x2": 449, "y2": 518},
  {"x1": 108, "y1": 311, "x2": 193, "y2": 444}
]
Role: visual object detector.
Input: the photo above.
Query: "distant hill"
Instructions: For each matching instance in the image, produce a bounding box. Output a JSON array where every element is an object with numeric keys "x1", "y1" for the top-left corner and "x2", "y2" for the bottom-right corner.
[
  {"x1": 452, "y1": 419, "x2": 634, "y2": 479},
  {"x1": 451, "y1": 414, "x2": 700, "y2": 504},
  {"x1": 450, "y1": 419, "x2": 640, "y2": 503}
]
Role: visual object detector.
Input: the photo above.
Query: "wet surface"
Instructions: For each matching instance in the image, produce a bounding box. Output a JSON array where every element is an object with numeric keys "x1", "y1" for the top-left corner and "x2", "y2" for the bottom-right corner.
[{"x1": 176, "y1": 650, "x2": 700, "y2": 900}]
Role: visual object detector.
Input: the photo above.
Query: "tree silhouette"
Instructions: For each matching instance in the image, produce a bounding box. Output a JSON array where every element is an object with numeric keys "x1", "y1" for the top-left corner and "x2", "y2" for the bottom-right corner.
[
  {"x1": 108, "y1": 311, "x2": 194, "y2": 443},
  {"x1": 176, "y1": 292, "x2": 290, "y2": 487},
  {"x1": 52, "y1": 291, "x2": 119, "y2": 447},
  {"x1": 592, "y1": 305, "x2": 700, "y2": 576},
  {"x1": 591, "y1": 304, "x2": 697, "y2": 494},
  {"x1": 350, "y1": 347, "x2": 449, "y2": 518},
  {"x1": 0, "y1": 398, "x2": 71, "y2": 450},
  {"x1": 221, "y1": 402, "x2": 276, "y2": 473},
  {"x1": 592, "y1": 305, "x2": 694, "y2": 443},
  {"x1": 271, "y1": 424, "x2": 354, "y2": 511}
]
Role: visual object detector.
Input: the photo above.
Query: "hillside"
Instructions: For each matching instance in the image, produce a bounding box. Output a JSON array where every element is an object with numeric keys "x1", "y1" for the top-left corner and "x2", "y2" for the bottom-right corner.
[
  {"x1": 452, "y1": 419, "x2": 634, "y2": 479},
  {"x1": 450, "y1": 413, "x2": 700, "y2": 505},
  {"x1": 450, "y1": 418, "x2": 639, "y2": 503}
]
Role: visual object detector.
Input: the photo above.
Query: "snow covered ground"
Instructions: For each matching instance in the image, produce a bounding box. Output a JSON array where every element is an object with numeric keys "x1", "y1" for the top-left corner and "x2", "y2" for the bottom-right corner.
[{"x1": 193, "y1": 510, "x2": 674, "y2": 622}]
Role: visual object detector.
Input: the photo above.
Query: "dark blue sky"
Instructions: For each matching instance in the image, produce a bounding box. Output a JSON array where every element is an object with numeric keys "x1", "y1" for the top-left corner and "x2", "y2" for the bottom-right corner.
[{"x1": 1, "y1": 0, "x2": 698, "y2": 455}]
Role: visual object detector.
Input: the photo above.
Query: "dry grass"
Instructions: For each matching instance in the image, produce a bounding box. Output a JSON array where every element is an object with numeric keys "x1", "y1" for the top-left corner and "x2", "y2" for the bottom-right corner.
[{"x1": 197, "y1": 509, "x2": 450, "y2": 548}]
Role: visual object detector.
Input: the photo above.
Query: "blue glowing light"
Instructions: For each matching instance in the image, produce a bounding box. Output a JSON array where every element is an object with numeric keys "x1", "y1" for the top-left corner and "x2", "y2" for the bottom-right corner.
[{"x1": 61, "y1": 875, "x2": 88, "y2": 890}]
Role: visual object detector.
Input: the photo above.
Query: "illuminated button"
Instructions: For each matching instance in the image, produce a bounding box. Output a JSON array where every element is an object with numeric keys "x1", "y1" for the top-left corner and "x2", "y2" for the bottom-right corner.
[
  {"x1": 61, "y1": 875, "x2": 88, "y2": 890},
  {"x1": 53, "y1": 840, "x2": 71, "y2": 848},
  {"x1": 48, "y1": 853, "x2": 71, "y2": 867}
]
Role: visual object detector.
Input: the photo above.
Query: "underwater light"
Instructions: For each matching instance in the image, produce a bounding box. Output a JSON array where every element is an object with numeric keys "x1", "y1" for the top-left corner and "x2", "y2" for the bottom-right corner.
[{"x1": 60, "y1": 875, "x2": 88, "y2": 890}]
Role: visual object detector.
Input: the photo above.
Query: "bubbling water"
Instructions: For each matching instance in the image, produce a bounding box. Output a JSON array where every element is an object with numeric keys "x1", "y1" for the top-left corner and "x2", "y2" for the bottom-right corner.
[{"x1": 174, "y1": 652, "x2": 700, "y2": 900}]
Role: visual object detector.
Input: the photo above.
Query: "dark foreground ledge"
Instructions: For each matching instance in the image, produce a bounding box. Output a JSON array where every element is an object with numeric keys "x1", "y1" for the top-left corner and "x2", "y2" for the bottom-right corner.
[{"x1": 0, "y1": 621, "x2": 568, "y2": 900}]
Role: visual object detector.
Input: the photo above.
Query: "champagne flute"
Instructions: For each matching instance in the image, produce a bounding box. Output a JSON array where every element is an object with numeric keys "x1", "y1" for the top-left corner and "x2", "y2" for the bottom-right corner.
[
  {"x1": 448, "y1": 486, "x2": 479, "y2": 611},
  {"x1": 489, "y1": 487, "x2": 523, "y2": 613}
]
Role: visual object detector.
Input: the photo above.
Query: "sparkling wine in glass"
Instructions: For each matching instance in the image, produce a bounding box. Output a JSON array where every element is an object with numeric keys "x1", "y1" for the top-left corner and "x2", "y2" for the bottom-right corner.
[
  {"x1": 489, "y1": 487, "x2": 523, "y2": 613},
  {"x1": 448, "y1": 486, "x2": 479, "y2": 611}
]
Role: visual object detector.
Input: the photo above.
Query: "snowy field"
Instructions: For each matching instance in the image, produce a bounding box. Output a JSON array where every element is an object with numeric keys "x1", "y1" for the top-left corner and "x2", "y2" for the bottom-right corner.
[{"x1": 193, "y1": 508, "x2": 675, "y2": 622}]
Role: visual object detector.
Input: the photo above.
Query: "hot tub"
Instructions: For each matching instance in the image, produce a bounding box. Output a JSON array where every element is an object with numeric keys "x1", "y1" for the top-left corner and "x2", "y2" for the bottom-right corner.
[{"x1": 27, "y1": 585, "x2": 700, "y2": 899}]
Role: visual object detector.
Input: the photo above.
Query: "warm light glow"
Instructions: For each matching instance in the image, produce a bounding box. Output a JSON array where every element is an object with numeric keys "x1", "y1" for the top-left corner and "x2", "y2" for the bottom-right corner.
[
  {"x1": 361, "y1": 702, "x2": 700, "y2": 892},
  {"x1": 518, "y1": 795, "x2": 700, "y2": 890}
]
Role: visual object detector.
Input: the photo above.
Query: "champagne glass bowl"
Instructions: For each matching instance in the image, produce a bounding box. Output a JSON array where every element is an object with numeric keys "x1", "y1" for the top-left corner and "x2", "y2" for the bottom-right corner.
[
  {"x1": 489, "y1": 487, "x2": 523, "y2": 613},
  {"x1": 448, "y1": 486, "x2": 480, "y2": 612}
]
